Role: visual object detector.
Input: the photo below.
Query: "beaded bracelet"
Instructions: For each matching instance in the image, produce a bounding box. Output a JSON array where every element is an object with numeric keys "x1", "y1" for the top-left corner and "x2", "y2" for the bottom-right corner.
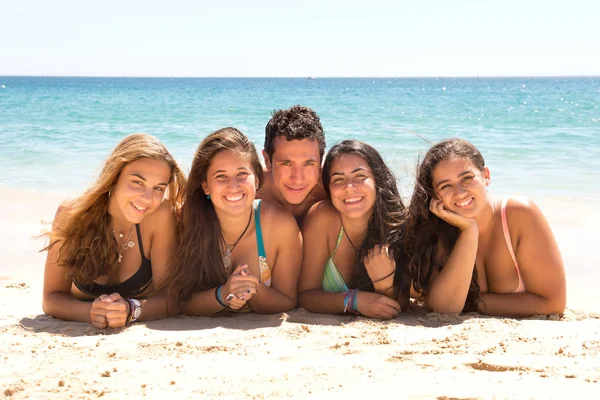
[{"x1": 214, "y1": 286, "x2": 229, "y2": 308}]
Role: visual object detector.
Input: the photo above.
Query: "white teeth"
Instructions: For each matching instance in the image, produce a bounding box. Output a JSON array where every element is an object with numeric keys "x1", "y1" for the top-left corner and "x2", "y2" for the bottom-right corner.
[
  {"x1": 455, "y1": 198, "x2": 473, "y2": 207},
  {"x1": 132, "y1": 202, "x2": 147, "y2": 211},
  {"x1": 344, "y1": 197, "x2": 363, "y2": 204},
  {"x1": 225, "y1": 194, "x2": 243, "y2": 201}
]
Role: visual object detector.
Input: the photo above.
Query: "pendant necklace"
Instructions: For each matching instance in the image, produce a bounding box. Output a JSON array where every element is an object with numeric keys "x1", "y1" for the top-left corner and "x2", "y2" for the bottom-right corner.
[
  {"x1": 342, "y1": 224, "x2": 361, "y2": 253},
  {"x1": 113, "y1": 224, "x2": 136, "y2": 263},
  {"x1": 221, "y1": 210, "x2": 253, "y2": 275}
]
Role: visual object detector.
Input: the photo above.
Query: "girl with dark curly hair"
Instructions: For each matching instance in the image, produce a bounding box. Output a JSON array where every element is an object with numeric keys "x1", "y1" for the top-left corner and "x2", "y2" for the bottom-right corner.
[{"x1": 404, "y1": 138, "x2": 566, "y2": 317}]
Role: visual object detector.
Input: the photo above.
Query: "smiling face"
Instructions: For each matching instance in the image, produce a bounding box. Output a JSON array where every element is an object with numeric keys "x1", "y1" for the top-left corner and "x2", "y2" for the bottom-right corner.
[
  {"x1": 108, "y1": 158, "x2": 171, "y2": 224},
  {"x1": 202, "y1": 150, "x2": 258, "y2": 216},
  {"x1": 328, "y1": 154, "x2": 376, "y2": 220},
  {"x1": 264, "y1": 137, "x2": 321, "y2": 205},
  {"x1": 431, "y1": 157, "x2": 490, "y2": 218}
]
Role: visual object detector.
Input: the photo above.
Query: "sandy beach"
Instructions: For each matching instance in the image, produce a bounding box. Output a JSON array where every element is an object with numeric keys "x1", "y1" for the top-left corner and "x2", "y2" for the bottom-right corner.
[{"x1": 2, "y1": 188, "x2": 599, "y2": 399}]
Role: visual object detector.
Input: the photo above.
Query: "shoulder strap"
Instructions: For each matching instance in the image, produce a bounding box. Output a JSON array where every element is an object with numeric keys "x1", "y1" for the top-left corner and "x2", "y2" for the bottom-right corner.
[
  {"x1": 254, "y1": 199, "x2": 266, "y2": 258},
  {"x1": 331, "y1": 226, "x2": 344, "y2": 257},
  {"x1": 135, "y1": 224, "x2": 146, "y2": 259}
]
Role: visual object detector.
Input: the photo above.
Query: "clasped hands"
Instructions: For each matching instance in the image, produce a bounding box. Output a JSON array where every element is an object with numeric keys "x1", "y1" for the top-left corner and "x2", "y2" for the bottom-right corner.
[
  {"x1": 221, "y1": 264, "x2": 259, "y2": 310},
  {"x1": 89, "y1": 293, "x2": 130, "y2": 329}
]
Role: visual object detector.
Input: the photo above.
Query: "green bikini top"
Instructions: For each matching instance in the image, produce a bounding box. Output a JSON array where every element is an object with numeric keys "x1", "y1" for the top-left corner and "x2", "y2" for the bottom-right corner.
[{"x1": 322, "y1": 227, "x2": 350, "y2": 293}]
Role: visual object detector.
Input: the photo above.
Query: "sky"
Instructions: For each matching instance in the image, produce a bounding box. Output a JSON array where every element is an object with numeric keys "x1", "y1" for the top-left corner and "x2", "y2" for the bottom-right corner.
[{"x1": 0, "y1": 0, "x2": 598, "y2": 77}]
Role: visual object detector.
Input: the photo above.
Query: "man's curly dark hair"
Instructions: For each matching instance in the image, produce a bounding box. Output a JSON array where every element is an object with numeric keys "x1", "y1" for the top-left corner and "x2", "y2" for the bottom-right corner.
[{"x1": 264, "y1": 105, "x2": 325, "y2": 161}]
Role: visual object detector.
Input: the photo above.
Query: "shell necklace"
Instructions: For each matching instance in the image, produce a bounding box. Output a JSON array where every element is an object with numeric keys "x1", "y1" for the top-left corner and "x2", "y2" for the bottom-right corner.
[{"x1": 221, "y1": 210, "x2": 253, "y2": 275}]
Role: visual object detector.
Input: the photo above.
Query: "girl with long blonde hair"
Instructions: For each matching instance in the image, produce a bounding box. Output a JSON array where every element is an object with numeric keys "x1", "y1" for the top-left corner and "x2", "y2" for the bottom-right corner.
[{"x1": 43, "y1": 133, "x2": 186, "y2": 328}]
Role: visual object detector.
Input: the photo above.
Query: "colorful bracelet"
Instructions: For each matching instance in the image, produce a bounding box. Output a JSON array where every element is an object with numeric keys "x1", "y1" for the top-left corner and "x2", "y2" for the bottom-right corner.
[
  {"x1": 343, "y1": 289, "x2": 360, "y2": 315},
  {"x1": 215, "y1": 286, "x2": 229, "y2": 308},
  {"x1": 343, "y1": 290, "x2": 352, "y2": 313},
  {"x1": 350, "y1": 290, "x2": 359, "y2": 314}
]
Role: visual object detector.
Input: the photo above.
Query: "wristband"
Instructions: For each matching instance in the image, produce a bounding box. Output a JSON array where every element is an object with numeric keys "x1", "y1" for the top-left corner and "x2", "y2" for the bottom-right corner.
[
  {"x1": 351, "y1": 290, "x2": 359, "y2": 314},
  {"x1": 215, "y1": 286, "x2": 229, "y2": 308},
  {"x1": 127, "y1": 298, "x2": 142, "y2": 323},
  {"x1": 343, "y1": 291, "x2": 351, "y2": 313},
  {"x1": 125, "y1": 298, "x2": 133, "y2": 324}
]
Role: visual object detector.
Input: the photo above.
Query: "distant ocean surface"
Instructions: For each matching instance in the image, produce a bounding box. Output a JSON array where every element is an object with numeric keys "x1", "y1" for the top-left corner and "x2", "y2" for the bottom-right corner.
[{"x1": 1, "y1": 76, "x2": 599, "y2": 201}]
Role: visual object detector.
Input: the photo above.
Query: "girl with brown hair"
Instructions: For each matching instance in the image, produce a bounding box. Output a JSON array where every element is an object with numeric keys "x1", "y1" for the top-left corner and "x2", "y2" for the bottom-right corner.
[
  {"x1": 42, "y1": 133, "x2": 186, "y2": 328},
  {"x1": 404, "y1": 138, "x2": 566, "y2": 317},
  {"x1": 165, "y1": 127, "x2": 301, "y2": 315},
  {"x1": 299, "y1": 140, "x2": 411, "y2": 320}
]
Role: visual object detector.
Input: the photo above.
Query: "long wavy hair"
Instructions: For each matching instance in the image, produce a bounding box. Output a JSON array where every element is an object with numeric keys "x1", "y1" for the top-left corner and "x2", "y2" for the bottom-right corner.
[
  {"x1": 165, "y1": 127, "x2": 264, "y2": 309},
  {"x1": 42, "y1": 133, "x2": 186, "y2": 284},
  {"x1": 322, "y1": 140, "x2": 410, "y2": 293},
  {"x1": 404, "y1": 138, "x2": 484, "y2": 312}
]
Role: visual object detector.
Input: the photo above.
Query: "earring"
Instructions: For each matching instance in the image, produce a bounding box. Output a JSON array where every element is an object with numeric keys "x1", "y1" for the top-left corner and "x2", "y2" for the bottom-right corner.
[{"x1": 206, "y1": 194, "x2": 211, "y2": 200}]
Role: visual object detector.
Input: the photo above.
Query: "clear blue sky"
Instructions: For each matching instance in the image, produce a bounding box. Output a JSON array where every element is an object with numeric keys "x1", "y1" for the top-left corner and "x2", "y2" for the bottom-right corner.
[{"x1": 1, "y1": 0, "x2": 598, "y2": 77}]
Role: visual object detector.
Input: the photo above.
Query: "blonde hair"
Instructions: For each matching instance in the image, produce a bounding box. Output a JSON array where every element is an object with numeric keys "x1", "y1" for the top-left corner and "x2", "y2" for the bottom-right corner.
[{"x1": 43, "y1": 133, "x2": 186, "y2": 284}]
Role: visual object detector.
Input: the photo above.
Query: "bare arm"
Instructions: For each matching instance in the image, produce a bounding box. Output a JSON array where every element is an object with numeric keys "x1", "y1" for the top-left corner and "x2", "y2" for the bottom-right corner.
[
  {"x1": 478, "y1": 198, "x2": 566, "y2": 317},
  {"x1": 424, "y1": 199, "x2": 479, "y2": 313},
  {"x1": 297, "y1": 202, "x2": 346, "y2": 313},
  {"x1": 135, "y1": 202, "x2": 176, "y2": 321},
  {"x1": 425, "y1": 224, "x2": 478, "y2": 313},
  {"x1": 248, "y1": 204, "x2": 302, "y2": 313},
  {"x1": 42, "y1": 203, "x2": 99, "y2": 324},
  {"x1": 181, "y1": 288, "x2": 228, "y2": 316}
]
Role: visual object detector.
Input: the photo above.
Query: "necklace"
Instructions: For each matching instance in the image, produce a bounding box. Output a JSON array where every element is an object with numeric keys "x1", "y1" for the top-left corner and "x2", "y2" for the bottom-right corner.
[
  {"x1": 113, "y1": 224, "x2": 135, "y2": 263},
  {"x1": 221, "y1": 210, "x2": 253, "y2": 274},
  {"x1": 342, "y1": 224, "x2": 361, "y2": 253}
]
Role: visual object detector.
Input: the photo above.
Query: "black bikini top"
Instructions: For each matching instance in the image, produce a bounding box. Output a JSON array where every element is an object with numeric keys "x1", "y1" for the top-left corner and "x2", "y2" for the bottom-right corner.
[{"x1": 72, "y1": 224, "x2": 153, "y2": 298}]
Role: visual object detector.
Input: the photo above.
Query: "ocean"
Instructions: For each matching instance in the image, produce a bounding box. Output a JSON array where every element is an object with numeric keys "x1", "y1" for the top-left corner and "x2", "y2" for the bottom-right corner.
[{"x1": 1, "y1": 76, "x2": 598, "y2": 201}]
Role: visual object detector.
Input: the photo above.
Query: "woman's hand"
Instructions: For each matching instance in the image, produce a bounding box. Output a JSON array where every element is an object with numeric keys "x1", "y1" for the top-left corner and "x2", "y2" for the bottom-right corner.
[
  {"x1": 222, "y1": 264, "x2": 259, "y2": 310},
  {"x1": 363, "y1": 244, "x2": 396, "y2": 283},
  {"x1": 429, "y1": 198, "x2": 477, "y2": 232},
  {"x1": 89, "y1": 296, "x2": 108, "y2": 328},
  {"x1": 355, "y1": 291, "x2": 401, "y2": 320},
  {"x1": 102, "y1": 293, "x2": 131, "y2": 328}
]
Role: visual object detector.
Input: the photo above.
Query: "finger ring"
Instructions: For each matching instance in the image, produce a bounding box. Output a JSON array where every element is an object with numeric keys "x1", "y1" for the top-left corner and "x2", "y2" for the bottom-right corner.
[{"x1": 226, "y1": 294, "x2": 235, "y2": 302}]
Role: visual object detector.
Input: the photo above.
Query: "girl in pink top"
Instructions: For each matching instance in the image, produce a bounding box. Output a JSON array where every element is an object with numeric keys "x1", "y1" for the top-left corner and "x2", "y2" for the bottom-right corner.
[{"x1": 404, "y1": 138, "x2": 566, "y2": 317}]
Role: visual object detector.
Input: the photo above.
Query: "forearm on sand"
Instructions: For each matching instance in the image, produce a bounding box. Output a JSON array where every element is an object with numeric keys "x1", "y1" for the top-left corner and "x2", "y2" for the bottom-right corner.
[{"x1": 426, "y1": 225, "x2": 479, "y2": 313}]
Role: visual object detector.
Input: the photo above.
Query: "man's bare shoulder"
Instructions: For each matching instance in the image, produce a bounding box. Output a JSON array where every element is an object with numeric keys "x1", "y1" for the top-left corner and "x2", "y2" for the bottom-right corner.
[{"x1": 256, "y1": 170, "x2": 275, "y2": 201}]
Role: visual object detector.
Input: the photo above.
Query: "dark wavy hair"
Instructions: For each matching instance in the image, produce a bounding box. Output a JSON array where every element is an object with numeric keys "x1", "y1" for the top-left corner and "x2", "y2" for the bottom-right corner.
[
  {"x1": 42, "y1": 133, "x2": 186, "y2": 285},
  {"x1": 164, "y1": 127, "x2": 264, "y2": 309},
  {"x1": 404, "y1": 138, "x2": 483, "y2": 312},
  {"x1": 264, "y1": 105, "x2": 325, "y2": 161},
  {"x1": 322, "y1": 140, "x2": 410, "y2": 293}
]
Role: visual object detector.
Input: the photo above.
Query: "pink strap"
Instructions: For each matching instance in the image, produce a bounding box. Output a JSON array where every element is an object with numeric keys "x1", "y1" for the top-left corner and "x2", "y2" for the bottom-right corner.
[{"x1": 501, "y1": 197, "x2": 525, "y2": 293}]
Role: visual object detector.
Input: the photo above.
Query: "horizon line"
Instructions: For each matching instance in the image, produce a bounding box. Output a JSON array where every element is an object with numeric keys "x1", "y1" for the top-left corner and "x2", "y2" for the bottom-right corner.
[{"x1": 1, "y1": 74, "x2": 599, "y2": 79}]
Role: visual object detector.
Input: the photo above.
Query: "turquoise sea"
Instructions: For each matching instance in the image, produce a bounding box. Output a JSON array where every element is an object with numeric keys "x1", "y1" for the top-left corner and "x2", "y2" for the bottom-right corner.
[{"x1": 1, "y1": 76, "x2": 599, "y2": 201}]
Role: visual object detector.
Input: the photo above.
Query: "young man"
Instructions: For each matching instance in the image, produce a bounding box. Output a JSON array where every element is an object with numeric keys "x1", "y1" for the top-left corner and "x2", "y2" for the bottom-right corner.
[{"x1": 258, "y1": 105, "x2": 327, "y2": 223}]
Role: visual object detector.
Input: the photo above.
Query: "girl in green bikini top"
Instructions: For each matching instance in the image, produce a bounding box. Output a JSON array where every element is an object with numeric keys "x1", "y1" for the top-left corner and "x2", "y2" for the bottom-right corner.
[{"x1": 299, "y1": 140, "x2": 411, "y2": 320}]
